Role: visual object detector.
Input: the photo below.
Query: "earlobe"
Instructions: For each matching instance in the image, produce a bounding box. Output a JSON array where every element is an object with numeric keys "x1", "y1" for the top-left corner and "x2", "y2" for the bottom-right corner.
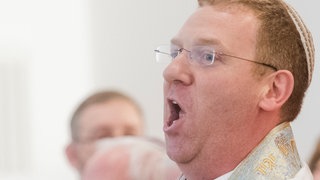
[{"x1": 259, "y1": 70, "x2": 294, "y2": 111}]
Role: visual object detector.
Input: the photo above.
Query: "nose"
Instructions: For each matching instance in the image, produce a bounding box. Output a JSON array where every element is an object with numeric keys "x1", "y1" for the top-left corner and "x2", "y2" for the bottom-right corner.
[{"x1": 163, "y1": 53, "x2": 193, "y2": 85}]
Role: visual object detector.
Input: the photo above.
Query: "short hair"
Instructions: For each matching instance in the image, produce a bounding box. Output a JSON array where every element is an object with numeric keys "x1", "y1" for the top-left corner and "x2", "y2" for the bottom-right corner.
[
  {"x1": 70, "y1": 90, "x2": 143, "y2": 141},
  {"x1": 198, "y1": 0, "x2": 314, "y2": 122},
  {"x1": 85, "y1": 137, "x2": 181, "y2": 180}
]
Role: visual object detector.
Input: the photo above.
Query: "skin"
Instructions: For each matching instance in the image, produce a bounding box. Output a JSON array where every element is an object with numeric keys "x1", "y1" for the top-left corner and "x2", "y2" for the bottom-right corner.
[
  {"x1": 314, "y1": 162, "x2": 320, "y2": 180},
  {"x1": 82, "y1": 138, "x2": 181, "y2": 180},
  {"x1": 77, "y1": 99, "x2": 143, "y2": 141},
  {"x1": 162, "y1": 5, "x2": 292, "y2": 179},
  {"x1": 65, "y1": 98, "x2": 144, "y2": 173}
]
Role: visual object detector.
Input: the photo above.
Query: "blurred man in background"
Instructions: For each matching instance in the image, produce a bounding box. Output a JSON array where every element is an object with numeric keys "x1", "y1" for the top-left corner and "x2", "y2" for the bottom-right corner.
[{"x1": 65, "y1": 90, "x2": 144, "y2": 175}]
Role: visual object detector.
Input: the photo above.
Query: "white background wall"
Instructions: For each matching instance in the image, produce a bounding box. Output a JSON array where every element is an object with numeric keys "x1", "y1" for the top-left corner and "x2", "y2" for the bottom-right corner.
[{"x1": 0, "y1": 0, "x2": 319, "y2": 179}]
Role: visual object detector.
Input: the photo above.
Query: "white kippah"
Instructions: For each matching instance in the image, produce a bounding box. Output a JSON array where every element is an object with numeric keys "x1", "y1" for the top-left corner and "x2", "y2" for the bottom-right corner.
[{"x1": 281, "y1": 0, "x2": 315, "y2": 86}]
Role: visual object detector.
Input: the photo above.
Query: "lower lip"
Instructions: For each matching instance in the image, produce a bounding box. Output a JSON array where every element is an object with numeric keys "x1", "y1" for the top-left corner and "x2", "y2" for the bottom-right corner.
[{"x1": 163, "y1": 114, "x2": 185, "y2": 133}]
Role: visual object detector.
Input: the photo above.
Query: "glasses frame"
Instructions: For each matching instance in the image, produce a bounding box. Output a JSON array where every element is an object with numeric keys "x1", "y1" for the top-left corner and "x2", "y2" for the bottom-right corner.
[{"x1": 154, "y1": 45, "x2": 278, "y2": 71}]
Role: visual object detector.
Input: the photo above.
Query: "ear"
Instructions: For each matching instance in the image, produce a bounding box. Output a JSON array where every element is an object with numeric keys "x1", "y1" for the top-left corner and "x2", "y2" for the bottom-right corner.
[
  {"x1": 258, "y1": 70, "x2": 294, "y2": 111},
  {"x1": 65, "y1": 143, "x2": 81, "y2": 171}
]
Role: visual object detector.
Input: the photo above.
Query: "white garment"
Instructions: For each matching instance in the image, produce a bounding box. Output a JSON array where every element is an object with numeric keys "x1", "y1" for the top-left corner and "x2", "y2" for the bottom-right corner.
[
  {"x1": 290, "y1": 162, "x2": 314, "y2": 180},
  {"x1": 216, "y1": 162, "x2": 313, "y2": 180},
  {"x1": 180, "y1": 162, "x2": 312, "y2": 180},
  {"x1": 214, "y1": 171, "x2": 233, "y2": 180}
]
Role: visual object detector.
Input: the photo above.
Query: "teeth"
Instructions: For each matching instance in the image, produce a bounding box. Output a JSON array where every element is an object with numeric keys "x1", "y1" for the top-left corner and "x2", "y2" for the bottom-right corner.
[{"x1": 172, "y1": 100, "x2": 178, "y2": 104}]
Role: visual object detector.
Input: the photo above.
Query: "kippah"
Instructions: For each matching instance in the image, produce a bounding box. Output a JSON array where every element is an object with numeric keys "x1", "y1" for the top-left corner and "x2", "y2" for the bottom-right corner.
[{"x1": 281, "y1": 0, "x2": 315, "y2": 86}]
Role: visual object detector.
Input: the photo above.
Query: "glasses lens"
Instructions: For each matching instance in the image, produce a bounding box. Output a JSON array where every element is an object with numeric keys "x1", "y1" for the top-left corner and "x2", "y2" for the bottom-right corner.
[
  {"x1": 189, "y1": 46, "x2": 215, "y2": 66},
  {"x1": 155, "y1": 46, "x2": 172, "y2": 63}
]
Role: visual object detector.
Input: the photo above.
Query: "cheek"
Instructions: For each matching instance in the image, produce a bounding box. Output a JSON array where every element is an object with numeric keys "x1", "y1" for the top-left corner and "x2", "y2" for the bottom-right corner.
[
  {"x1": 78, "y1": 144, "x2": 96, "y2": 163},
  {"x1": 195, "y1": 76, "x2": 234, "y2": 112},
  {"x1": 194, "y1": 74, "x2": 258, "y2": 124}
]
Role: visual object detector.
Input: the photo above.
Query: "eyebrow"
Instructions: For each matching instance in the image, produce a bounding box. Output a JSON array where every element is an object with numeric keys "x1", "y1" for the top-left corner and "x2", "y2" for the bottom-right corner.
[
  {"x1": 170, "y1": 37, "x2": 226, "y2": 51},
  {"x1": 170, "y1": 38, "x2": 181, "y2": 46}
]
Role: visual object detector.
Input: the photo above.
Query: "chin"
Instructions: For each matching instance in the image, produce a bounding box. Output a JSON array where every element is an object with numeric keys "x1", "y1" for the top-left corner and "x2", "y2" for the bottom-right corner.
[
  {"x1": 165, "y1": 139, "x2": 192, "y2": 164},
  {"x1": 167, "y1": 151, "x2": 185, "y2": 164}
]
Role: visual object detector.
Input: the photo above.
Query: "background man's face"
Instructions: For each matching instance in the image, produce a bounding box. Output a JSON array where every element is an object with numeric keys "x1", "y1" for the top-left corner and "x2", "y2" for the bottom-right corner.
[{"x1": 74, "y1": 99, "x2": 144, "y2": 171}]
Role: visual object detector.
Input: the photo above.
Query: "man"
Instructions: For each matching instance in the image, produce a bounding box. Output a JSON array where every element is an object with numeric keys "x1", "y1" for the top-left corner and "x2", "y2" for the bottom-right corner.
[
  {"x1": 82, "y1": 137, "x2": 181, "y2": 180},
  {"x1": 155, "y1": 0, "x2": 315, "y2": 179},
  {"x1": 65, "y1": 90, "x2": 144, "y2": 175}
]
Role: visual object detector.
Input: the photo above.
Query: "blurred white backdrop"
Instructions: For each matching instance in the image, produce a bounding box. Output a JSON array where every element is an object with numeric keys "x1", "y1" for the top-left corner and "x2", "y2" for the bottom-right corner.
[{"x1": 0, "y1": 0, "x2": 318, "y2": 179}]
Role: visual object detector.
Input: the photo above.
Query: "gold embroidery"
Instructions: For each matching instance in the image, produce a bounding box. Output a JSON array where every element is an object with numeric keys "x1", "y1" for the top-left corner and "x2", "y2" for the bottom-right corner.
[
  {"x1": 229, "y1": 122, "x2": 302, "y2": 179},
  {"x1": 291, "y1": 139, "x2": 297, "y2": 153},
  {"x1": 275, "y1": 134, "x2": 297, "y2": 157},
  {"x1": 276, "y1": 134, "x2": 287, "y2": 156},
  {"x1": 256, "y1": 154, "x2": 276, "y2": 175}
]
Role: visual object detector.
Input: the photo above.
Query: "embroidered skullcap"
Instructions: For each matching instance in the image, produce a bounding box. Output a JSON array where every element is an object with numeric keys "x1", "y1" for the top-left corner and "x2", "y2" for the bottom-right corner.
[{"x1": 281, "y1": 0, "x2": 315, "y2": 86}]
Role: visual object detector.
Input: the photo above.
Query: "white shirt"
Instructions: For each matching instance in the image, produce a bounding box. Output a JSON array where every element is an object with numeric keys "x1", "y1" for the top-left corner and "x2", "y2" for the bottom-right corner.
[{"x1": 214, "y1": 171, "x2": 233, "y2": 180}]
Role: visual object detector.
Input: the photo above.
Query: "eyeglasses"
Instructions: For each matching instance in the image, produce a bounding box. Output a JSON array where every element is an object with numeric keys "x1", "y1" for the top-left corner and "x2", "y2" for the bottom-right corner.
[{"x1": 154, "y1": 45, "x2": 277, "y2": 71}]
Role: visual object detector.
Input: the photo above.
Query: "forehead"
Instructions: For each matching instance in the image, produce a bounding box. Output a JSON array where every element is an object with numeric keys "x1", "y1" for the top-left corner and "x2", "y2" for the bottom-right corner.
[
  {"x1": 172, "y1": 5, "x2": 259, "y2": 55},
  {"x1": 79, "y1": 99, "x2": 142, "y2": 126}
]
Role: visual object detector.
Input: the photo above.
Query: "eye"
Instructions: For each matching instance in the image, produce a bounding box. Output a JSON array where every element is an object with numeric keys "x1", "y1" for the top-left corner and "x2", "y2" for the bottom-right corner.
[
  {"x1": 124, "y1": 128, "x2": 137, "y2": 136},
  {"x1": 202, "y1": 53, "x2": 214, "y2": 63},
  {"x1": 92, "y1": 129, "x2": 113, "y2": 140},
  {"x1": 192, "y1": 47, "x2": 215, "y2": 65}
]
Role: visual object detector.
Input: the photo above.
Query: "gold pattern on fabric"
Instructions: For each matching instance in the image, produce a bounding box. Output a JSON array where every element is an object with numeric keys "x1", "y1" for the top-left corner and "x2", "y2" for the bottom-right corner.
[{"x1": 229, "y1": 122, "x2": 302, "y2": 180}]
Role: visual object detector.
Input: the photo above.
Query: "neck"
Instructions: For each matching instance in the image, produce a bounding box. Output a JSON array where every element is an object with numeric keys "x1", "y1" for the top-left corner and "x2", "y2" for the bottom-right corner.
[
  {"x1": 177, "y1": 134, "x2": 260, "y2": 179},
  {"x1": 178, "y1": 116, "x2": 279, "y2": 180}
]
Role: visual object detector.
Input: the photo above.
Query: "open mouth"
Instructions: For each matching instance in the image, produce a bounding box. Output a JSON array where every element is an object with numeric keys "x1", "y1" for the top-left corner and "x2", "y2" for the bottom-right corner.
[{"x1": 168, "y1": 100, "x2": 182, "y2": 127}]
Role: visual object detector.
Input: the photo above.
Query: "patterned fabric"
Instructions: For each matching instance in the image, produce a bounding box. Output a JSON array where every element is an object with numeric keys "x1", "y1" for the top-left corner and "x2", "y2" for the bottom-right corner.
[{"x1": 229, "y1": 122, "x2": 301, "y2": 179}]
